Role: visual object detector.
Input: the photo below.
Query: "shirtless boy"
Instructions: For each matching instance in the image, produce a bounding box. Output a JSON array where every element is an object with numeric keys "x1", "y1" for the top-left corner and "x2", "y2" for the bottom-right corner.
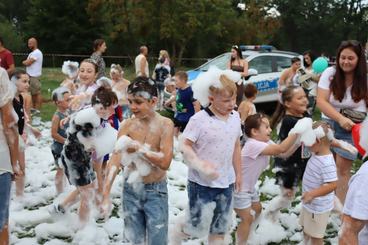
[{"x1": 102, "y1": 76, "x2": 174, "y2": 245}]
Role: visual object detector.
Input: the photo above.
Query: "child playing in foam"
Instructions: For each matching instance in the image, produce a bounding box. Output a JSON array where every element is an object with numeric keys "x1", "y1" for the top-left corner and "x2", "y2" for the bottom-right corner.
[
  {"x1": 49, "y1": 87, "x2": 118, "y2": 226},
  {"x1": 300, "y1": 121, "x2": 338, "y2": 245},
  {"x1": 177, "y1": 66, "x2": 242, "y2": 244},
  {"x1": 50, "y1": 86, "x2": 71, "y2": 194},
  {"x1": 102, "y1": 77, "x2": 174, "y2": 245},
  {"x1": 234, "y1": 113, "x2": 302, "y2": 244},
  {"x1": 10, "y1": 70, "x2": 41, "y2": 197},
  {"x1": 60, "y1": 60, "x2": 79, "y2": 95}
]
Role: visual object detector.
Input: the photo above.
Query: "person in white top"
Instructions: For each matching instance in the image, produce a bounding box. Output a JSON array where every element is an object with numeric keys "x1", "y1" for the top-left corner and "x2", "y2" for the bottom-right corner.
[
  {"x1": 234, "y1": 113, "x2": 299, "y2": 244},
  {"x1": 135, "y1": 45, "x2": 149, "y2": 78},
  {"x1": 22, "y1": 37, "x2": 43, "y2": 110},
  {"x1": 340, "y1": 118, "x2": 368, "y2": 245},
  {"x1": 300, "y1": 121, "x2": 337, "y2": 245},
  {"x1": 0, "y1": 67, "x2": 21, "y2": 244},
  {"x1": 316, "y1": 40, "x2": 368, "y2": 204}
]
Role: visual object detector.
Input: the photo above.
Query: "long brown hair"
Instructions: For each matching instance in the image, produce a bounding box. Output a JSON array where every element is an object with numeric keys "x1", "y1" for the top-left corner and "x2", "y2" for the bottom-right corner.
[{"x1": 331, "y1": 40, "x2": 368, "y2": 103}]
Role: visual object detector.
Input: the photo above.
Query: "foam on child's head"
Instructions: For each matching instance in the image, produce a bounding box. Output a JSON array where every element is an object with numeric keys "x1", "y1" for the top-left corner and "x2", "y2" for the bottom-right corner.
[
  {"x1": 312, "y1": 121, "x2": 330, "y2": 142},
  {"x1": 127, "y1": 76, "x2": 158, "y2": 100},
  {"x1": 61, "y1": 60, "x2": 79, "y2": 79},
  {"x1": 192, "y1": 66, "x2": 241, "y2": 107},
  {"x1": 96, "y1": 76, "x2": 113, "y2": 88},
  {"x1": 110, "y1": 64, "x2": 123, "y2": 75},
  {"x1": 52, "y1": 87, "x2": 70, "y2": 102}
]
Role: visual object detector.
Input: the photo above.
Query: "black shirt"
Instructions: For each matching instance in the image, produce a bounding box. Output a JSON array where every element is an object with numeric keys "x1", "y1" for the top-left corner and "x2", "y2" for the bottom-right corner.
[{"x1": 13, "y1": 94, "x2": 25, "y2": 135}]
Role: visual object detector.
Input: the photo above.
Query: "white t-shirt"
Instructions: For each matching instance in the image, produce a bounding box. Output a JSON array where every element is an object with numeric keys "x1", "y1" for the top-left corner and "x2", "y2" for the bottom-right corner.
[
  {"x1": 26, "y1": 48, "x2": 43, "y2": 77},
  {"x1": 318, "y1": 66, "x2": 367, "y2": 119},
  {"x1": 0, "y1": 68, "x2": 13, "y2": 174},
  {"x1": 182, "y1": 108, "x2": 242, "y2": 188},
  {"x1": 135, "y1": 54, "x2": 149, "y2": 77},
  {"x1": 302, "y1": 153, "x2": 337, "y2": 213},
  {"x1": 343, "y1": 161, "x2": 368, "y2": 243},
  {"x1": 239, "y1": 138, "x2": 271, "y2": 192}
]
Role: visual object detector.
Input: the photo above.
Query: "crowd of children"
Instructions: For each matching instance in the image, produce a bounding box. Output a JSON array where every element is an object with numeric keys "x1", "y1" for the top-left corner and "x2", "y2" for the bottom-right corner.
[{"x1": 3, "y1": 41, "x2": 368, "y2": 245}]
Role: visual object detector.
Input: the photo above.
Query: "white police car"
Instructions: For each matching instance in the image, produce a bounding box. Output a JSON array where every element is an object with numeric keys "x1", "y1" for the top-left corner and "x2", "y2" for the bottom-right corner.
[{"x1": 187, "y1": 45, "x2": 301, "y2": 104}]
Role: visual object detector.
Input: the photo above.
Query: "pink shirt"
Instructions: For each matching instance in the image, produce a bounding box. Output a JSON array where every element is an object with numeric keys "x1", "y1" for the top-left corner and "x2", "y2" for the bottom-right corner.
[
  {"x1": 240, "y1": 138, "x2": 271, "y2": 192},
  {"x1": 182, "y1": 108, "x2": 242, "y2": 188}
]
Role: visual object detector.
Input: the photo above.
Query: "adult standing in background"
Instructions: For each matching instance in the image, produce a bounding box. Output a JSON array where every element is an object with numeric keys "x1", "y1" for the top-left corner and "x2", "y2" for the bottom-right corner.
[
  {"x1": 0, "y1": 37, "x2": 15, "y2": 77},
  {"x1": 90, "y1": 39, "x2": 107, "y2": 79},
  {"x1": 317, "y1": 40, "x2": 368, "y2": 204},
  {"x1": 135, "y1": 46, "x2": 149, "y2": 78},
  {"x1": 0, "y1": 67, "x2": 21, "y2": 244},
  {"x1": 22, "y1": 37, "x2": 43, "y2": 110},
  {"x1": 227, "y1": 45, "x2": 248, "y2": 107}
]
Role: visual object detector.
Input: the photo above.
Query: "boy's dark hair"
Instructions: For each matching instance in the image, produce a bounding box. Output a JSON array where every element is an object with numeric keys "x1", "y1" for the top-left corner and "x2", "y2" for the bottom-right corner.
[
  {"x1": 91, "y1": 86, "x2": 118, "y2": 107},
  {"x1": 128, "y1": 76, "x2": 158, "y2": 98},
  {"x1": 175, "y1": 71, "x2": 188, "y2": 82},
  {"x1": 244, "y1": 113, "x2": 267, "y2": 137},
  {"x1": 243, "y1": 83, "x2": 258, "y2": 98},
  {"x1": 11, "y1": 69, "x2": 27, "y2": 81},
  {"x1": 0, "y1": 36, "x2": 3, "y2": 46},
  {"x1": 93, "y1": 39, "x2": 105, "y2": 52},
  {"x1": 291, "y1": 57, "x2": 301, "y2": 64}
]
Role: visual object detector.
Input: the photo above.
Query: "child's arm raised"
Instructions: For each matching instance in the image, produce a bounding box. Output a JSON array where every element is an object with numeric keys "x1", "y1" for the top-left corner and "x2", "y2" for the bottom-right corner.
[
  {"x1": 141, "y1": 118, "x2": 174, "y2": 170},
  {"x1": 261, "y1": 133, "x2": 298, "y2": 156},
  {"x1": 302, "y1": 181, "x2": 337, "y2": 204},
  {"x1": 51, "y1": 114, "x2": 65, "y2": 144}
]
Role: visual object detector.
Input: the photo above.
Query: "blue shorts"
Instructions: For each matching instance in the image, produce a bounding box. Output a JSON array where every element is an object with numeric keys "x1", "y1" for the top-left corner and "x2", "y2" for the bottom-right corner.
[
  {"x1": 122, "y1": 179, "x2": 168, "y2": 245},
  {"x1": 0, "y1": 172, "x2": 12, "y2": 230},
  {"x1": 184, "y1": 181, "x2": 234, "y2": 236},
  {"x1": 324, "y1": 118, "x2": 357, "y2": 161}
]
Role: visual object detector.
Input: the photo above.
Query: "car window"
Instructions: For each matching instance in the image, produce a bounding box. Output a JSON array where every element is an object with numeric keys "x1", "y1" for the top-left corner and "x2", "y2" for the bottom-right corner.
[
  {"x1": 275, "y1": 56, "x2": 292, "y2": 72},
  {"x1": 248, "y1": 56, "x2": 273, "y2": 74},
  {"x1": 199, "y1": 53, "x2": 231, "y2": 71}
]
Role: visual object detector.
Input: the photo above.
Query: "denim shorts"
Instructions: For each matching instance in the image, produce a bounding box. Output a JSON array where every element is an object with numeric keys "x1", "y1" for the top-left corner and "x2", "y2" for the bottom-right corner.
[
  {"x1": 324, "y1": 118, "x2": 357, "y2": 161},
  {"x1": 122, "y1": 179, "x2": 168, "y2": 245},
  {"x1": 184, "y1": 181, "x2": 234, "y2": 237},
  {"x1": 0, "y1": 172, "x2": 12, "y2": 230}
]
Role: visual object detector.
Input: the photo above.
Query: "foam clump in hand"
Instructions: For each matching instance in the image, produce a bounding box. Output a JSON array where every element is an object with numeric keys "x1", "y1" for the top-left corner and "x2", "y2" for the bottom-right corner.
[
  {"x1": 114, "y1": 135, "x2": 153, "y2": 183},
  {"x1": 288, "y1": 117, "x2": 316, "y2": 147},
  {"x1": 178, "y1": 135, "x2": 219, "y2": 180}
]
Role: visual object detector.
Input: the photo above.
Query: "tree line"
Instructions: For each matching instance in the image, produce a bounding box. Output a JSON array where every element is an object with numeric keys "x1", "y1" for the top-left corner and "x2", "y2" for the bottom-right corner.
[{"x1": 1, "y1": 0, "x2": 367, "y2": 65}]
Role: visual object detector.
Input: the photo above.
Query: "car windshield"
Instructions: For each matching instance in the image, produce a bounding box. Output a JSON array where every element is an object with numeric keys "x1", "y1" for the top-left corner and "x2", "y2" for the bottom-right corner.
[{"x1": 196, "y1": 53, "x2": 249, "y2": 71}]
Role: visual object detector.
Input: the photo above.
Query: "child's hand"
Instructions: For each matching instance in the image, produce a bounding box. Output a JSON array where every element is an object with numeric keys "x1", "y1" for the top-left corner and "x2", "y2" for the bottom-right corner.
[
  {"x1": 127, "y1": 141, "x2": 141, "y2": 153},
  {"x1": 199, "y1": 160, "x2": 219, "y2": 180},
  {"x1": 60, "y1": 117, "x2": 70, "y2": 128},
  {"x1": 302, "y1": 192, "x2": 314, "y2": 204},
  {"x1": 32, "y1": 127, "x2": 42, "y2": 139}
]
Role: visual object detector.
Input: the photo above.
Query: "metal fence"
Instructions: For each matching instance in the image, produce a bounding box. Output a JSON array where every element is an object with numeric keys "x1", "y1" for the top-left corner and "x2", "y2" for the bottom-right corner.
[{"x1": 13, "y1": 53, "x2": 209, "y2": 69}]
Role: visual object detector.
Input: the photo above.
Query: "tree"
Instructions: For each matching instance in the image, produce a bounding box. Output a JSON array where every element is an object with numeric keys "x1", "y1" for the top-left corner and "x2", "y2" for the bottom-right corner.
[{"x1": 24, "y1": 0, "x2": 106, "y2": 54}]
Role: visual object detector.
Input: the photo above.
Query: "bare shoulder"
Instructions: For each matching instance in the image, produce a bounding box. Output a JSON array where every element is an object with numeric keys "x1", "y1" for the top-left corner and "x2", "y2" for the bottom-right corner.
[{"x1": 157, "y1": 113, "x2": 174, "y2": 129}]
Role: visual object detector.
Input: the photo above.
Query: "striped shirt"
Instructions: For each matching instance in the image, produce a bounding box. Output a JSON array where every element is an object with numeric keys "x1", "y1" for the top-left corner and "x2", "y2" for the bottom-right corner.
[{"x1": 302, "y1": 153, "x2": 337, "y2": 213}]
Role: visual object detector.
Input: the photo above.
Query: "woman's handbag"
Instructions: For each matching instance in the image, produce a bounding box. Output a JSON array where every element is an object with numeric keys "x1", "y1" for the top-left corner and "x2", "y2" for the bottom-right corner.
[{"x1": 340, "y1": 108, "x2": 367, "y2": 123}]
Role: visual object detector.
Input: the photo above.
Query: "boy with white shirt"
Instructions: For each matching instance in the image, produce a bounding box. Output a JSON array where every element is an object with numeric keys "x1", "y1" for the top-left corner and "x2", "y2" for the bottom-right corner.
[
  {"x1": 180, "y1": 74, "x2": 242, "y2": 244},
  {"x1": 300, "y1": 121, "x2": 337, "y2": 245}
]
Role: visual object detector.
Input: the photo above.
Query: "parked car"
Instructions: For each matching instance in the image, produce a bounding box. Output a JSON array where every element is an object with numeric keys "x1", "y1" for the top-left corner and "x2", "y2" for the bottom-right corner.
[{"x1": 187, "y1": 45, "x2": 302, "y2": 104}]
